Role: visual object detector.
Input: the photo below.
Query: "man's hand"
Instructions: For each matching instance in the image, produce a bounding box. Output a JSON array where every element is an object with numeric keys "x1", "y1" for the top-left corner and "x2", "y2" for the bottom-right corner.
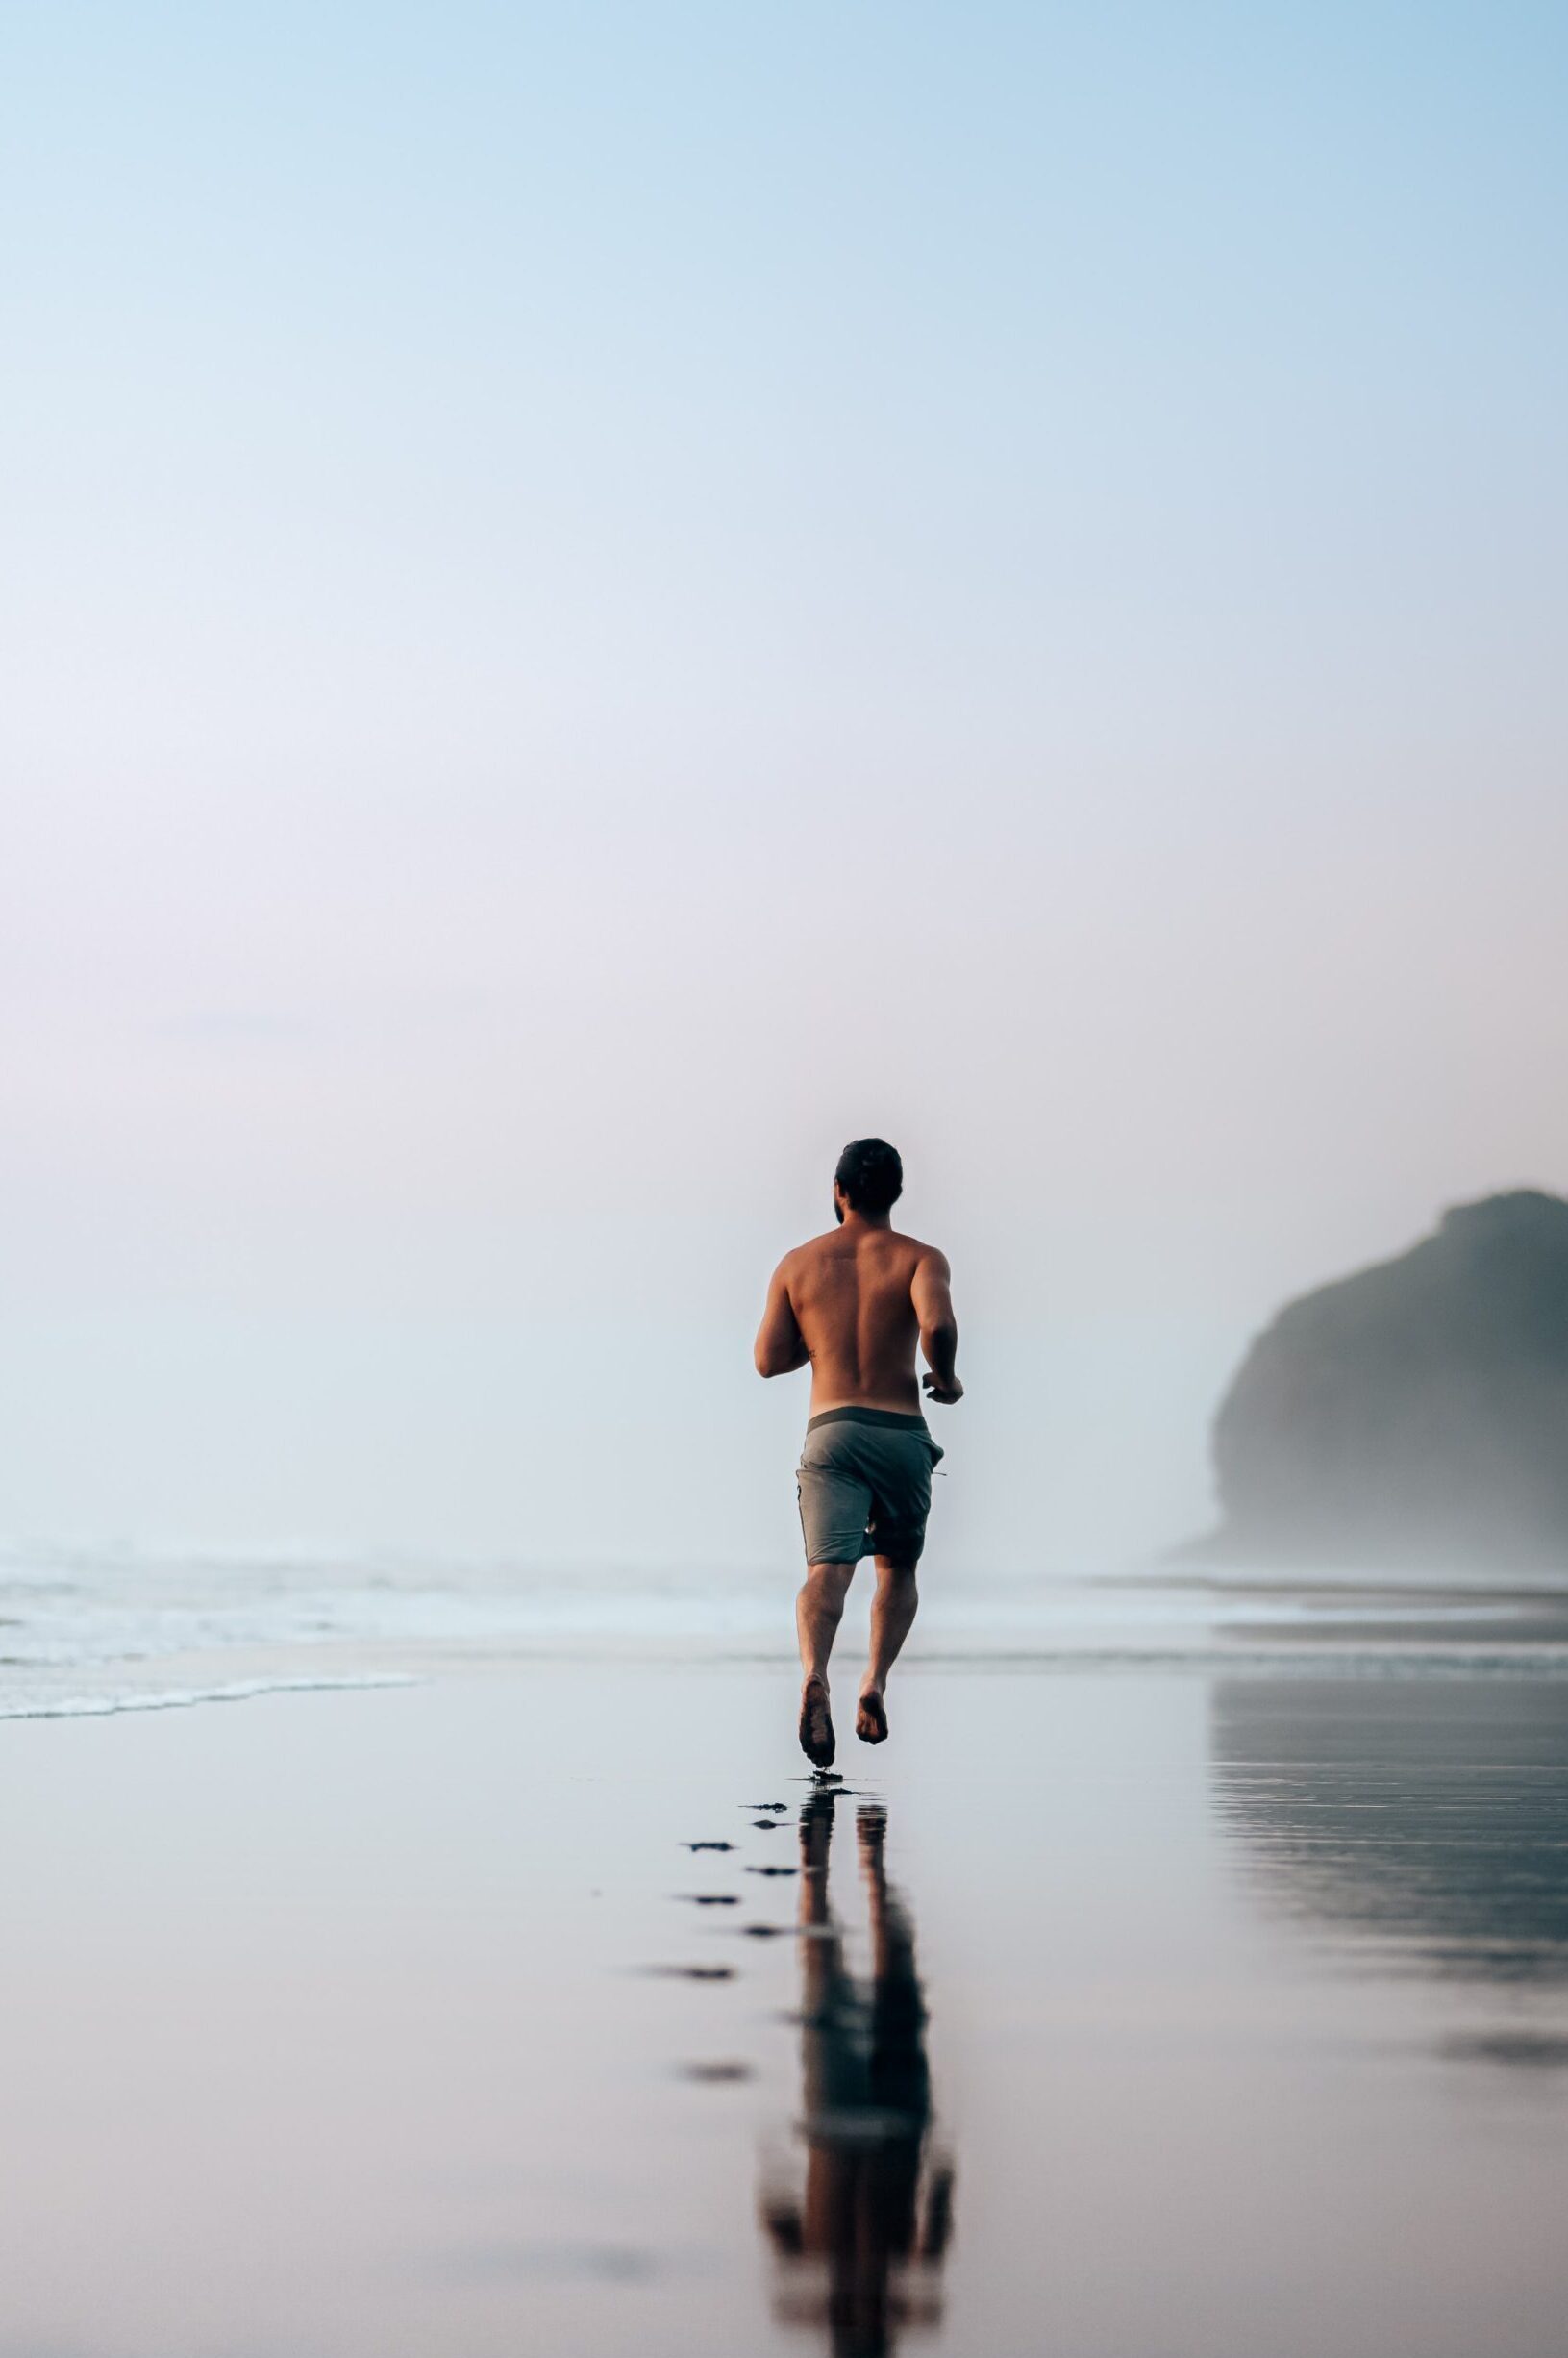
[{"x1": 921, "y1": 1371, "x2": 964, "y2": 1406}]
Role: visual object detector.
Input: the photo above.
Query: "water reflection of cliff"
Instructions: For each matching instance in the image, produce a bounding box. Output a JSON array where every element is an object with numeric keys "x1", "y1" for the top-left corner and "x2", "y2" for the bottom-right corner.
[
  {"x1": 1209, "y1": 1677, "x2": 1568, "y2": 1984},
  {"x1": 759, "y1": 1792, "x2": 955, "y2": 2358}
]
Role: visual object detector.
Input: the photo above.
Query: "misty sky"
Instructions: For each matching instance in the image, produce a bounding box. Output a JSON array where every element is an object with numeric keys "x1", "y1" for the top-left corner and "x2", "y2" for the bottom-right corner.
[{"x1": 3, "y1": 2, "x2": 1565, "y2": 1571}]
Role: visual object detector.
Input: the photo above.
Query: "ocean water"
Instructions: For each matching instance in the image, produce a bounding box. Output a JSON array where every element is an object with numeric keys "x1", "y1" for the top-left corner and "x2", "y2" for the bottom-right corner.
[{"x1": 2, "y1": 1543, "x2": 1565, "y2": 1718}]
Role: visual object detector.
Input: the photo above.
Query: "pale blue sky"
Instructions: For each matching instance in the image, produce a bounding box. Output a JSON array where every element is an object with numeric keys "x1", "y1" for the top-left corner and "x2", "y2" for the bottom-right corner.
[{"x1": 3, "y1": 4, "x2": 1565, "y2": 1567}]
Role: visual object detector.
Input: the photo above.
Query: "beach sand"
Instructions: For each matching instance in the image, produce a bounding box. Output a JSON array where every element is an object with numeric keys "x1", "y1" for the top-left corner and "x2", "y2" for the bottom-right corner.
[{"x1": 1, "y1": 1645, "x2": 1565, "y2": 2357}]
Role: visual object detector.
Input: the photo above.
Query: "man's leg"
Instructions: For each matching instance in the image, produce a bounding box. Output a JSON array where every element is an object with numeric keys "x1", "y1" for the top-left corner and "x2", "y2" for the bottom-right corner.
[
  {"x1": 857, "y1": 1556, "x2": 918, "y2": 1743},
  {"x1": 798, "y1": 1561, "x2": 855, "y2": 1684},
  {"x1": 797, "y1": 1561, "x2": 854, "y2": 1767}
]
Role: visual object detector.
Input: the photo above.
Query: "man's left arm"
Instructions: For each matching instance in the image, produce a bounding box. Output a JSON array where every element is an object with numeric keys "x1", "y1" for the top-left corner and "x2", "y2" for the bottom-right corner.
[
  {"x1": 754, "y1": 1260, "x2": 809, "y2": 1378},
  {"x1": 912, "y1": 1248, "x2": 963, "y2": 1404}
]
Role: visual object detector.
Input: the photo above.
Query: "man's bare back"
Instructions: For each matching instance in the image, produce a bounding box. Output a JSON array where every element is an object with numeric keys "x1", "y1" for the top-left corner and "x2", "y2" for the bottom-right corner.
[
  {"x1": 755, "y1": 1223, "x2": 961, "y2": 1416},
  {"x1": 754, "y1": 1139, "x2": 962, "y2": 1770}
]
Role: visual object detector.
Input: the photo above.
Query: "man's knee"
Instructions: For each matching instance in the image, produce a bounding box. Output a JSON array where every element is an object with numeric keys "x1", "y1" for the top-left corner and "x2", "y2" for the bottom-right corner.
[
  {"x1": 805, "y1": 1560, "x2": 856, "y2": 1600},
  {"x1": 874, "y1": 1555, "x2": 919, "y2": 1590}
]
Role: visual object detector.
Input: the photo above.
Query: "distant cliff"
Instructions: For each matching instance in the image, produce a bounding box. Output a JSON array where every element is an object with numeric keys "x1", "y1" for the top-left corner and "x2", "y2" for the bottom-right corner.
[{"x1": 1197, "y1": 1191, "x2": 1568, "y2": 1571}]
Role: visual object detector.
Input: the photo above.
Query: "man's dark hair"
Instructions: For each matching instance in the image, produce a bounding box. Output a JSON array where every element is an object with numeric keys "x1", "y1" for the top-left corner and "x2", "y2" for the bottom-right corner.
[{"x1": 834, "y1": 1137, "x2": 904, "y2": 1216}]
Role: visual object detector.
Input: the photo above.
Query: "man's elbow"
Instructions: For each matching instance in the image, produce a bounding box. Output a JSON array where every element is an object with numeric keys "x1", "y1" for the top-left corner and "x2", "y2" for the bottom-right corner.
[{"x1": 754, "y1": 1342, "x2": 783, "y2": 1379}]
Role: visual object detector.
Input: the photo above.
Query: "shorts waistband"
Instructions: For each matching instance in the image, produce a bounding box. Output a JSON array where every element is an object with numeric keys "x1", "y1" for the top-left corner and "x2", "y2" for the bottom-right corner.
[{"x1": 806, "y1": 1406, "x2": 930, "y2": 1436}]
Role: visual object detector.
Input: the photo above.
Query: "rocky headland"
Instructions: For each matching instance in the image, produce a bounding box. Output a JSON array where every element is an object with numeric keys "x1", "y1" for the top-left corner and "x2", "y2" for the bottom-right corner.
[{"x1": 1193, "y1": 1190, "x2": 1568, "y2": 1573}]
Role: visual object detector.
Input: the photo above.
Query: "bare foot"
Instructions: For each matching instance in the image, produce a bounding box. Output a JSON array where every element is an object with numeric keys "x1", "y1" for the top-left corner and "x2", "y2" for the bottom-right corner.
[
  {"x1": 856, "y1": 1689, "x2": 888, "y2": 1744},
  {"x1": 798, "y1": 1676, "x2": 835, "y2": 1768}
]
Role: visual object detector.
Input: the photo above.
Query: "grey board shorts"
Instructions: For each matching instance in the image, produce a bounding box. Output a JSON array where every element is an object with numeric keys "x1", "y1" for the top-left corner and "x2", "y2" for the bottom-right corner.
[{"x1": 796, "y1": 1407, "x2": 944, "y2": 1567}]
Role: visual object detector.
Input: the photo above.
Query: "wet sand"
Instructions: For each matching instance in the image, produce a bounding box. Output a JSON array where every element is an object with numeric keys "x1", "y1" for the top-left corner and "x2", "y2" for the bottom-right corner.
[{"x1": 0, "y1": 1656, "x2": 1565, "y2": 2356}]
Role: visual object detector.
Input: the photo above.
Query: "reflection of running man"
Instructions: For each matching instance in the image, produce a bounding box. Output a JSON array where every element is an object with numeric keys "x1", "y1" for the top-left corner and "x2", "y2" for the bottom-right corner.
[
  {"x1": 759, "y1": 1791, "x2": 955, "y2": 2358},
  {"x1": 754, "y1": 1139, "x2": 963, "y2": 1769}
]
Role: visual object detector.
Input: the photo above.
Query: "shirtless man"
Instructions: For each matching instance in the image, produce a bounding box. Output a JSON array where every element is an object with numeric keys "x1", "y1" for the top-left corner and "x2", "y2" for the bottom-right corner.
[{"x1": 754, "y1": 1139, "x2": 962, "y2": 1768}]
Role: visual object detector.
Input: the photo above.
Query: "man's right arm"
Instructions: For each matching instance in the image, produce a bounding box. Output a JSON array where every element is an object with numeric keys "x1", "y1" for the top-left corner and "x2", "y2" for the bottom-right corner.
[
  {"x1": 912, "y1": 1248, "x2": 962, "y2": 1404},
  {"x1": 754, "y1": 1258, "x2": 809, "y2": 1379}
]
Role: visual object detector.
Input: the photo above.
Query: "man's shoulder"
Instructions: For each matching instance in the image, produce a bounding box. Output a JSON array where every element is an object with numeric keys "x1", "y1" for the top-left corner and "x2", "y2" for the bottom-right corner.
[
  {"x1": 784, "y1": 1228, "x2": 845, "y2": 1269},
  {"x1": 886, "y1": 1228, "x2": 948, "y2": 1268}
]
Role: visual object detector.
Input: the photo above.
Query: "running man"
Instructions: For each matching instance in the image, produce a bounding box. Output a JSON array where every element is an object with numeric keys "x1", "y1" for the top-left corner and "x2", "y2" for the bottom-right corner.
[{"x1": 754, "y1": 1139, "x2": 962, "y2": 1767}]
